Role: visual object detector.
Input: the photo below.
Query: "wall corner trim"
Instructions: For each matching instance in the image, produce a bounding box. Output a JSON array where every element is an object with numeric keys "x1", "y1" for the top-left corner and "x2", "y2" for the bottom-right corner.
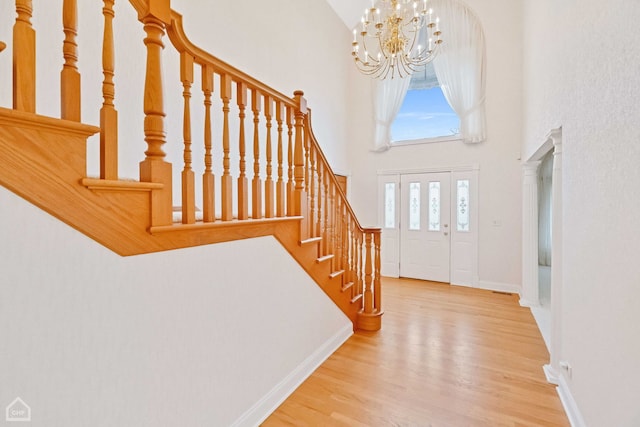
[
  {"x1": 544, "y1": 364, "x2": 587, "y2": 427},
  {"x1": 231, "y1": 324, "x2": 353, "y2": 427}
]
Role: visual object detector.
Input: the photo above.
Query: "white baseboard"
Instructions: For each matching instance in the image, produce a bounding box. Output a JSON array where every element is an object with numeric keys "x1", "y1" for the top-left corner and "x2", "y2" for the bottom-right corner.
[
  {"x1": 474, "y1": 280, "x2": 521, "y2": 295},
  {"x1": 231, "y1": 324, "x2": 353, "y2": 427},
  {"x1": 518, "y1": 297, "x2": 540, "y2": 308},
  {"x1": 543, "y1": 364, "x2": 586, "y2": 427}
]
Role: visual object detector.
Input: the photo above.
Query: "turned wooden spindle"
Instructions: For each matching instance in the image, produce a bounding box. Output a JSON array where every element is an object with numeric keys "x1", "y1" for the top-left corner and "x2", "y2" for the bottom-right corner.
[
  {"x1": 202, "y1": 65, "x2": 215, "y2": 223},
  {"x1": 180, "y1": 52, "x2": 195, "y2": 224},
  {"x1": 309, "y1": 146, "x2": 317, "y2": 238},
  {"x1": 264, "y1": 95, "x2": 274, "y2": 218},
  {"x1": 316, "y1": 161, "x2": 324, "y2": 244},
  {"x1": 237, "y1": 82, "x2": 248, "y2": 220},
  {"x1": 275, "y1": 101, "x2": 285, "y2": 217},
  {"x1": 61, "y1": 0, "x2": 80, "y2": 121},
  {"x1": 100, "y1": 0, "x2": 118, "y2": 179},
  {"x1": 334, "y1": 196, "x2": 342, "y2": 271},
  {"x1": 286, "y1": 105, "x2": 294, "y2": 217},
  {"x1": 220, "y1": 73, "x2": 233, "y2": 221},
  {"x1": 364, "y1": 231, "x2": 374, "y2": 314},
  {"x1": 374, "y1": 229, "x2": 382, "y2": 312},
  {"x1": 329, "y1": 182, "x2": 337, "y2": 269},
  {"x1": 323, "y1": 165, "x2": 330, "y2": 256},
  {"x1": 304, "y1": 121, "x2": 311, "y2": 226},
  {"x1": 251, "y1": 89, "x2": 262, "y2": 219},
  {"x1": 350, "y1": 219, "x2": 356, "y2": 297},
  {"x1": 293, "y1": 91, "x2": 307, "y2": 218},
  {"x1": 139, "y1": 0, "x2": 173, "y2": 227},
  {"x1": 341, "y1": 203, "x2": 348, "y2": 276},
  {"x1": 357, "y1": 231, "x2": 363, "y2": 295},
  {"x1": 13, "y1": 0, "x2": 35, "y2": 112}
]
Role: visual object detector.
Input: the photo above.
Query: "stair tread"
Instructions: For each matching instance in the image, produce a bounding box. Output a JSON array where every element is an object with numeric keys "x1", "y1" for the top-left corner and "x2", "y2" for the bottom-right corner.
[
  {"x1": 342, "y1": 281, "x2": 354, "y2": 292},
  {"x1": 300, "y1": 236, "x2": 323, "y2": 246},
  {"x1": 329, "y1": 269, "x2": 345, "y2": 279},
  {"x1": 316, "y1": 254, "x2": 334, "y2": 263},
  {"x1": 351, "y1": 294, "x2": 363, "y2": 304}
]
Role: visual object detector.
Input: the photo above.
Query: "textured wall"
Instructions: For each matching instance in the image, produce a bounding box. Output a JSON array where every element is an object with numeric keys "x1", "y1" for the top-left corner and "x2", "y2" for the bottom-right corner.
[{"x1": 523, "y1": 0, "x2": 640, "y2": 425}]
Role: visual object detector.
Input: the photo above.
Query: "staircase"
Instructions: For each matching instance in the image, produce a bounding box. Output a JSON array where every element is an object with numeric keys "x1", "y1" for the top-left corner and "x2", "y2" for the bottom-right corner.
[{"x1": 0, "y1": 0, "x2": 382, "y2": 331}]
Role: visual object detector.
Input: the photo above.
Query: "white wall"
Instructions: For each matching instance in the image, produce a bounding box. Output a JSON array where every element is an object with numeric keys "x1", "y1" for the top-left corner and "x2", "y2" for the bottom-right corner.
[
  {"x1": 523, "y1": 1, "x2": 640, "y2": 425},
  {"x1": 0, "y1": 1, "x2": 357, "y2": 425},
  {"x1": 0, "y1": 186, "x2": 351, "y2": 426},
  {"x1": 346, "y1": 0, "x2": 524, "y2": 290}
]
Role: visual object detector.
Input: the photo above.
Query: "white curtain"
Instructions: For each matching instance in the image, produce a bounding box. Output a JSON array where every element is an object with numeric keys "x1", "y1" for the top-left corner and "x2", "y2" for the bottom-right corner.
[
  {"x1": 432, "y1": 0, "x2": 487, "y2": 143},
  {"x1": 371, "y1": 76, "x2": 411, "y2": 152},
  {"x1": 538, "y1": 152, "x2": 554, "y2": 266}
]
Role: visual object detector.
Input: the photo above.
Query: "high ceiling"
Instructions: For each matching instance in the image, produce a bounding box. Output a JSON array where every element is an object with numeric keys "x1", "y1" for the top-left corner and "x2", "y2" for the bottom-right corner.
[{"x1": 325, "y1": 0, "x2": 370, "y2": 29}]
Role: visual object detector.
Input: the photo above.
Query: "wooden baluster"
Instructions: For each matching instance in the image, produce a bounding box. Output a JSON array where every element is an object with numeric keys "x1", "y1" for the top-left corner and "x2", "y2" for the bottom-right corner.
[
  {"x1": 180, "y1": 53, "x2": 195, "y2": 224},
  {"x1": 237, "y1": 82, "x2": 248, "y2": 220},
  {"x1": 202, "y1": 65, "x2": 215, "y2": 223},
  {"x1": 251, "y1": 89, "x2": 262, "y2": 219},
  {"x1": 220, "y1": 74, "x2": 233, "y2": 221},
  {"x1": 329, "y1": 182, "x2": 337, "y2": 270},
  {"x1": 357, "y1": 231, "x2": 363, "y2": 296},
  {"x1": 293, "y1": 91, "x2": 307, "y2": 219},
  {"x1": 323, "y1": 165, "x2": 330, "y2": 256},
  {"x1": 373, "y1": 229, "x2": 382, "y2": 313},
  {"x1": 286, "y1": 106, "x2": 294, "y2": 217},
  {"x1": 364, "y1": 231, "x2": 374, "y2": 314},
  {"x1": 139, "y1": 1, "x2": 172, "y2": 227},
  {"x1": 275, "y1": 101, "x2": 285, "y2": 217},
  {"x1": 350, "y1": 219, "x2": 356, "y2": 298},
  {"x1": 309, "y1": 146, "x2": 316, "y2": 238},
  {"x1": 335, "y1": 195, "x2": 342, "y2": 271},
  {"x1": 304, "y1": 119, "x2": 311, "y2": 230},
  {"x1": 61, "y1": 0, "x2": 80, "y2": 121},
  {"x1": 100, "y1": 0, "x2": 118, "y2": 179},
  {"x1": 264, "y1": 95, "x2": 274, "y2": 218},
  {"x1": 316, "y1": 160, "x2": 324, "y2": 243},
  {"x1": 342, "y1": 203, "x2": 348, "y2": 276},
  {"x1": 13, "y1": 0, "x2": 36, "y2": 112}
]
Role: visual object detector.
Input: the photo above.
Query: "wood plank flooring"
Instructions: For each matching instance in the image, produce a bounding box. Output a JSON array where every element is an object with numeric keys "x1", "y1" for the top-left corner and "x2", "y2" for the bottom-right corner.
[{"x1": 263, "y1": 277, "x2": 569, "y2": 426}]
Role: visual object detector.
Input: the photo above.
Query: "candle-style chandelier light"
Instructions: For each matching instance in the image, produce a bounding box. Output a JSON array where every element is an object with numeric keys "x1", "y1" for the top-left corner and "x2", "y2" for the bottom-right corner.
[{"x1": 352, "y1": 0, "x2": 443, "y2": 79}]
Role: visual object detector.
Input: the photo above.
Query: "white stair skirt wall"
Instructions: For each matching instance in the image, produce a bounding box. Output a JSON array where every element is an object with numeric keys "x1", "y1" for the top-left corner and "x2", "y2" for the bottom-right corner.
[
  {"x1": 0, "y1": 186, "x2": 352, "y2": 427},
  {"x1": 377, "y1": 165, "x2": 479, "y2": 287}
]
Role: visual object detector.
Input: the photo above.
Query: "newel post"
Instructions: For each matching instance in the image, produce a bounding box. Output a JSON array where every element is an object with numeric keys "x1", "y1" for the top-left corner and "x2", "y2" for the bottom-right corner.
[
  {"x1": 13, "y1": 0, "x2": 36, "y2": 112},
  {"x1": 138, "y1": 0, "x2": 172, "y2": 226},
  {"x1": 293, "y1": 91, "x2": 307, "y2": 220},
  {"x1": 358, "y1": 227, "x2": 383, "y2": 331}
]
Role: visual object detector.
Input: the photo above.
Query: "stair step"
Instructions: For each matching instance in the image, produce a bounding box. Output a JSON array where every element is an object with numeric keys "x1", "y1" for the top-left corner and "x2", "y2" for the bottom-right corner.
[
  {"x1": 299, "y1": 236, "x2": 322, "y2": 246},
  {"x1": 351, "y1": 294, "x2": 363, "y2": 305},
  {"x1": 342, "y1": 281, "x2": 354, "y2": 292},
  {"x1": 316, "y1": 254, "x2": 334, "y2": 264},
  {"x1": 329, "y1": 269, "x2": 345, "y2": 279}
]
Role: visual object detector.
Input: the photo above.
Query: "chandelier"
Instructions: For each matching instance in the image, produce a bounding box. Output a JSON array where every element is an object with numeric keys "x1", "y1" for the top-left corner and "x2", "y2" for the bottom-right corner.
[{"x1": 351, "y1": 0, "x2": 443, "y2": 79}]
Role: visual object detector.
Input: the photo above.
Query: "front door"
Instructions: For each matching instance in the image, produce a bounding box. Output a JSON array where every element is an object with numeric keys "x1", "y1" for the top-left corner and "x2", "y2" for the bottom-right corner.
[{"x1": 400, "y1": 173, "x2": 451, "y2": 282}]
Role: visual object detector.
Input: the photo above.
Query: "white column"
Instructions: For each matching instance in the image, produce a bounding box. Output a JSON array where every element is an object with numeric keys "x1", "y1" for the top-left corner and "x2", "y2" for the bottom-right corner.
[
  {"x1": 549, "y1": 129, "x2": 563, "y2": 372},
  {"x1": 521, "y1": 161, "x2": 541, "y2": 307}
]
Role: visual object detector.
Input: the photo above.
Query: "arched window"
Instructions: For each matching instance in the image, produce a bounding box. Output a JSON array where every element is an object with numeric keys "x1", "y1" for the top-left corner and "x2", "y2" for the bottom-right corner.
[{"x1": 373, "y1": 0, "x2": 486, "y2": 150}]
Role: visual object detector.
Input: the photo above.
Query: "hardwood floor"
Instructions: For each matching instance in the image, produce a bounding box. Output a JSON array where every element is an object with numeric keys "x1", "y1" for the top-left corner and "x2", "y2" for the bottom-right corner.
[{"x1": 263, "y1": 277, "x2": 569, "y2": 426}]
